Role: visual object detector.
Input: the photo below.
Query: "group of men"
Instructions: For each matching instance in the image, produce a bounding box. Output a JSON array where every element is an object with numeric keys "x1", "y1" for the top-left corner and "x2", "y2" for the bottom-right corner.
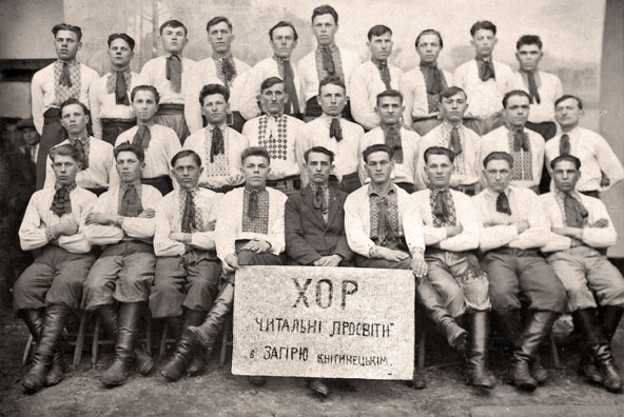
[{"x1": 12, "y1": 3, "x2": 624, "y2": 400}]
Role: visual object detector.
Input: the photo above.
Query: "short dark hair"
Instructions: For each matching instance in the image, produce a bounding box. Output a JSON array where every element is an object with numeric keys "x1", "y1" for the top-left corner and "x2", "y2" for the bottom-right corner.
[
  {"x1": 311, "y1": 4, "x2": 338, "y2": 25},
  {"x1": 114, "y1": 142, "x2": 145, "y2": 163},
  {"x1": 415, "y1": 29, "x2": 443, "y2": 48},
  {"x1": 59, "y1": 98, "x2": 89, "y2": 116},
  {"x1": 516, "y1": 34, "x2": 542, "y2": 50},
  {"x1": 551, "y1": 154, "x2": 581, "y2": 170},
  {"x1": 160, "y1": 19, "x2": 187, "y2": 36},
  {"x1": 52, "y1": 23, "x2": 83, "y2": 41},
  {"x1": 439, "y1": 86, "x2": 467, "y2": 102},
  {"x1": 502, "y1": 90, "x2": 531, "y2": 109},
  {"x1": 269, "y1": 21, "x2": 298, "y2": 41},
  {"x1": 131, "y1": 85, "x2": 160, "y2": 103},
  {"x1": 376, "y1": 89, "x2": 403, "y2": 106},
  {"x1": 367, "y1": 24, "x2": 392, "y2": 41},
  {"x1": 554, "y1": 94, "x2": 583, "y2": 110},
  {"x1": 424, "y1": 146, "x2": 455, "y2": 164},
  {"x1": 363, "y1": 144, "x2": 393, "y2": 163},
  {"x1": 199, "y1": 83, "x2": 230, "y2": 105},
  {"x1": 260, "y1": 77, "x2": 284, "y2": 93},
  {"x1": 241, "y1": 146, "x2": 271, "y2": 165},
  {"x1": 206, "y1": 16, "x2": 233, "y2": 32},
  {"x1": 483, "y1": 151, "x2": 513, "y2": 169},
  {"x1": 304, "y1": 146, "x2": 335, "y2": 164},
  {"x1": 470, "y1": 20, "x2": 497, "y2": 37},
  {"x1": 318, "y1": 76, "x2": 346, "y2": 96},
  {"x1": 171, "y1": 149, "x2": 201, "y2": 168},
  {"x1": 50, "y1": 143, "x2": 81, "y2": 163},
  {"x1": 107, "y1": 33, "x2": 135, "y2": 50}
]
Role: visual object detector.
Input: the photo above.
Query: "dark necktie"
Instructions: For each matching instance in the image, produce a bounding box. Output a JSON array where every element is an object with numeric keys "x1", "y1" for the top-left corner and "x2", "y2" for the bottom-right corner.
[
  {"x1": 420, "y1": 61, "x2": 447, "y2": 112},
  {"x1": 119, "y1": 185, "x2": 143, "y2": 217},
  {"x1": 248, "y1": 190, "x2": 259, "y2": 219},
  {"x1": 166, "y1": 55, "x2": 182, "y2": 93},
  {"x1": 321, "y1": 46, "x2": 336, "y2": 76},
  {"x1": 329, "y1": 118, "x2": 343, "y2": 141},
  {"x1": 477, "y1": 57, "x2": 496, "y2": 82},
  {"x1": 385, "y1": 125, "x2": 403, "y2": 163},
  {"x1": 559, "y1": 133, "x2": 571, "y2": 155},
  {"x1": 564, "y1": 193, "x2": 588, "y2": 228},
  {"x1": 220, "y1": 57, "x2": 236, "y2": 85},
  {"x1": 181, "y1": 191, "x2": 196, "y2": 233},
  {"x1": 432, "y1": 190, "x2": 450, "y2": 223},
  {"x1": 512, "y1": 129, "x2": 530, "y2": 152},
  {"x1": 281, "y1": 59, "x2": 300, "y2": 115},
  {"x1": 132, "y1": 125, "x2": 151, "y2": 149},
  {"x1": 115, "y1": 71, "x2": 130, "y2": 106},
  {"x1": 313, "y1": 186, "x2": 328, "y2": 216},
  {"x1": 210, "y1": 126, "x2": 225, "y2": 163},
  {"x1": 449, "y1": 126, "x2": 463, "y2": 156},
  {"x1": 524, "y1": 71, "x2": 541, "y2": 104},
  {"x1": 373, "y1": 58, "x2": 392, "y2": 90},
  {"x1": 50, "y1": 186, "x2": 73, "y2": 217},
  {"x1": 59, "y1": 62, "x2": 72, "y2": 87},
  {"x1": 71, "y1": 138, "x2": 89, "y2": 169},
  {"x1": 496, "y1": 192, "x2": 512, "y2": 215}
]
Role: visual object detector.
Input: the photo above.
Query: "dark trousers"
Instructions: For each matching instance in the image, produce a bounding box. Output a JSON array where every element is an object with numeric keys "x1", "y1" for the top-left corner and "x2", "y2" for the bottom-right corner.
[
  {"x1": 101, "y1": 118, "x2": 136, "y2": 145},
  {"x1": 141, "y1": 176, "x2": 174, "y2": 196},
  {"x1": 36, "y1": 108, "x2": 67, "y2": 190},
  {"x1": 329, "y1": 172, "x2": 361, "y2": 194}
]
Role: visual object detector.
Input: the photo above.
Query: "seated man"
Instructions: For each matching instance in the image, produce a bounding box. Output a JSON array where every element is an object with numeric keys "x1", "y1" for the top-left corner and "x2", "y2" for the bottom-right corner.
[
  {"x1": 541, "y1": 155, "x2": 623, "y2": 392},
  {"x1": 160, "y1": 147, "x2": 287, "y2": 386},
  {"x1": 14, "y1": 144, "x2": 97, "y2": 392},
  {"x1": 412, "y1": 146, "x2": 494, "y2": 390},
  {"x1": 151, "y1": 150, "x2": 222, "y2": 380},
  {"x1": 473, "y1": 151, "x2": 566, "y2": 392},
  {"x1": 82, "y1": 142, "x2": 162, "y2": 387}
]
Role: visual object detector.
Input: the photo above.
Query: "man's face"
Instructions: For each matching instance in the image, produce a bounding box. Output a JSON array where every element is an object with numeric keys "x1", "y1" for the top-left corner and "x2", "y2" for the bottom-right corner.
[
  {"x1": 161, "y1": 25, "x2": 187, "y2": 54},
  {"x1": 416, "y1": 33, "x2": 442, "y2": 64},
  {"x1": 365, "y1": 151, "x2": 394, "y2": 185},
  {"x1": 132, "y1": 90, "x2": 158, "y2": 123},
  {"x1": 376, "y1": 96, "x2": 403, "y2": 126},
  {"x1": 208, "y1": 21, "x2": 234, "y2": 55},
  {"x1": 515, "y1": 43, "x2": 542, "y2": 72},
  {"x1": 425, "y1": 153, "x2": 453, "y2": 189},
  {"x1": 552, "y1": 160, "x2": 580, "y2": 193},
  {"x1": 439, "y1": 92, "x2": 468, "y2": 124},
  {"x1": 312, "y1": 14, "x2": 337, "y2": 46},
  {"x1": 471, "y1": 29, "x2": 496, "y2": 58},
  {"x1": 54, "y1": 30, "x2": 81, "y2": 61},
  {"x1": 201, "y1": 93, "x2": 229, "y2": 125},
  {"x1": 242, "y1": 155, "x2": 271, "y2": 189},
  {"x1": 271, "y1": 26, "x2": 297, "y2": 59},
  {"x1": 484, "y1": 159, "x2": 511, "y2": 192},
  {"x1": 259, "y1": 83, "x2": 287, "y2": 116},
  {"x1": 61, "y1": 104, "x2": 89, "y2": 135},
  {"x1": 115, "y1": 150, "x2": 144, "y2": 184},
  {"x1": 52, "y1": 154, "x2": 79, "y2": 187},
  {"x1": 317, "y1": 83, "x2": 346, "y2": 116},
  {"x1": 555, "y1": 98, "x2": 583, "y2": 130},
  {"x1": 504, "y1": 95, "x2": 530, "y2": 128},
  {"x1": 108, "y1": 38, "x2": 134, "y2": 69},
  {"x1": 368, "y1": 32, "x2": 393, "y2": 61},
  {"x1": 21, "y1": 128, "x2": 40, "y2": 146},
  {"x1": 172, "y1": 155, "x2": 203, "y2": 190},
  {"x1": 305, "y1": 151, "x2": 333, "y2": 184}
]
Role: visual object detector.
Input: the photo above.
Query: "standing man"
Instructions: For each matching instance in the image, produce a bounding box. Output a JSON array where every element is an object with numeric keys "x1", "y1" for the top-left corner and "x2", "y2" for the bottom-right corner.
[
  {"x1": 44, "y1": 99, "x2": 113, "y2": 195},
  {"x1": 242, "y1": 77, "x2": 305, "y2": 196},
  {"x1": 481, "y1": 90, "x2": 544, "y2": 192},
  {"x1": 198, "y1": 16, "x2": 251, "y2": 133},
  {"x1": 151, "y1": 150, "x2": 222, "y2": 381},
  {"x1": 416, "y1": 86, "x2": 482, "y2": 195},
  {"x1": 350, "y1": 25, "x2": 403, "y2": 130},
  {"x1": 89, "y1": 33, "x2": 139, "y2": 144},
  {"x1": 82, "y1": 143, "x2": 162, "y2": 387},
  {"x1": 541, "y1": 155, "x2": 623, "y2": 392},
  {"x1": 239, "y1": 21, "x2": 303, "y2": 121},
  {"x1": 454, "y1": 20, "x2": 514, "y2": 135},
  {"x1": 184, "y1": 84, "x2": 249, "y2": 193},
  {"x1": 138, "y1": 20, "x2": 202, "y2": 142},
  {"x1": 298, "y1": 4, "x2": 360, "y2": 121},
  {"x1": 113, "y1": 85, "x2": 182, "y2": 196},
  {"x1": 545, "y1": 95, "x2": 624, "y2": 197},
  {"x1": 14, "y1": 144, "x2": 97, "y2": 392},
  {"x1": 400, "y1": 29, "x2": 453, "y2": 136},
  {"x1": 298, "y1": 77, "x2": 364, "y2": 193},
  {"x1": 473, "y1": 151, "x2": 567, "y2": 392},
  {"x1": 359, "y1": 89, "x2": 420, "y2": 193},
  {"x1": 32, "y1": 23, "x2": 99, "y2": 189}
]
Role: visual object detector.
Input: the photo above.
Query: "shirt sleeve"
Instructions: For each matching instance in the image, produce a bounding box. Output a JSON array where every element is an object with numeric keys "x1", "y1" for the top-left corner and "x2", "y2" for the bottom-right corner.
[
  {"x1": 541, "y1": 232, "x2": 573, "y2": 252},
  {"x1": 215, "y1": 191, "x2": 238, "y2": 260},
  {"x1": 439, "y1": 195, "x2": 480, "y2": 251},
  {"x1": 402, "y1": 195, "x2": 426, "y2": 254},
  {"x1": 31, "y1": 72, "x2": 45, "y2": 135},
  {"x1": 349, "y1": 66, "x2": 380, "y2": 130},
  {"x1": 58, "y1": 193, "x2": 97, "y2": 253},
  {"x1": 153, "y1": 197, "x2": 185, "y2": 257},
  {"x1": 509, "y1": 191, "x2": 550, "y2": 249},
  {"x1": 595, "y1": 135, "x2": 624, "y2": 191},
  {"x1": 189, "y1": 194, "x2": 220, "y2": 251},
  {"x1": 344, "y1": 193, "x2": 375, "y2": 257},
  {"x1": 121, "y1": 189, "x2": 162, "y2": 239},
  {"x1": 18, "y1": 194, "x2": 49, "y2": 251},
  {"x1": 84, "y1": 193, "x2": 124, "y2": 245},
  {"x1": 582, "y1": 199, "x2": 618, "y2": 248},
  {"x1": 89, "y1": 78, "x2": 103, "y2": 139},
  {"x1": 265, "y1": 193, "x2": 286, "y2": 255}
]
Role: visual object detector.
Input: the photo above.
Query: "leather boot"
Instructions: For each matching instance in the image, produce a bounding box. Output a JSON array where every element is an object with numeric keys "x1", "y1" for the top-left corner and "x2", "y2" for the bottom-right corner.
[
  {"x1": 531, "y1": 353, "x2": 549, "y2": 385},
  {"x1": 19, "y1": 309, "x2": 65, "y2": 387},
  {"x1": 416, "y1": 279, "x2": 466, "y2": 352},
  {"x1": 20, "y1": 309, "x2": 44, "y2": 340},
  {"x1": 159, "y1": 329, "x2": 197, "y2": 382},
  {"x1": 182, "y1": 309, "x2": 207, "y2": 376},
  {"x1": 465, "y1": 312, "x2": 496, "y2": 389},
  {"x1": 100, "y1": 302, "x2": 142, "y2": 387},
  {"x1": 577, "y1": 306, "x2": 622, "y2": 384},
  {"x1": 187, "y1": 283, "x2": 235, "y2": 350},
  {"x1": 98, "y1": 304, "x2": 118, "y2": 339},
  {"x1": 511, "y1": 310, "x2": 557, "y2": 392},
  {"x1": 22, "y1": 304, "x2": 70, "y2": 392}
]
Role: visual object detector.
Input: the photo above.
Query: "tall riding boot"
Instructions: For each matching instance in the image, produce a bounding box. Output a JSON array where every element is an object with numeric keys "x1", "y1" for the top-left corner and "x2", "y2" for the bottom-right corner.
[
  {"x1": 573, "y1": 308, "x2": 622, "y2": 392},
  {"x1": 159, "y1": 330, "x2": 197, "y2": 382},
  {"x1": 601, "y1": 306, "x2": 623, "y2": 342},
  {"x1": 20, "y1": 309, "x2": 44, "y2": 340},
  {"x1": 22, "y1": 304, "x2": 70, "y2": 392},
  {"x1": 187, "y1": 283, "x2": 235, "y2": 351},
  {"x1": 98, "y1": 304, "x2": 119, "y2": 339},
  {"x1": 416, "y1": 279, "x2": 467, "y2": 351},
  {"x1": 511, "y1": 310, "x2": 557, "y2": 391},
  {"x1": 183, "y1": 309, "x2": 207, "y2": 376},
  {"x1": 100, "y1": 302, "x2": 142, "y2": 387},
  {"x1": 465, "y1": 312, "x2": 496, "y2": 389}
]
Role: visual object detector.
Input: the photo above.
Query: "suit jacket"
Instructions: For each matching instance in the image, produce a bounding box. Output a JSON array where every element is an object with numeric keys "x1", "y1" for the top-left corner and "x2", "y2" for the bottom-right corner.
[{"x1": 285, "y1": 185, "x2": 352, "y2": 265}]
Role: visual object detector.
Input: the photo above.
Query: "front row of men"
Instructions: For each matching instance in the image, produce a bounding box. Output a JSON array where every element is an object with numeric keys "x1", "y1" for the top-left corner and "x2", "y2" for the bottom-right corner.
[{"x1": 14, "y1": 140, "x2": 624, "y2": 396}]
